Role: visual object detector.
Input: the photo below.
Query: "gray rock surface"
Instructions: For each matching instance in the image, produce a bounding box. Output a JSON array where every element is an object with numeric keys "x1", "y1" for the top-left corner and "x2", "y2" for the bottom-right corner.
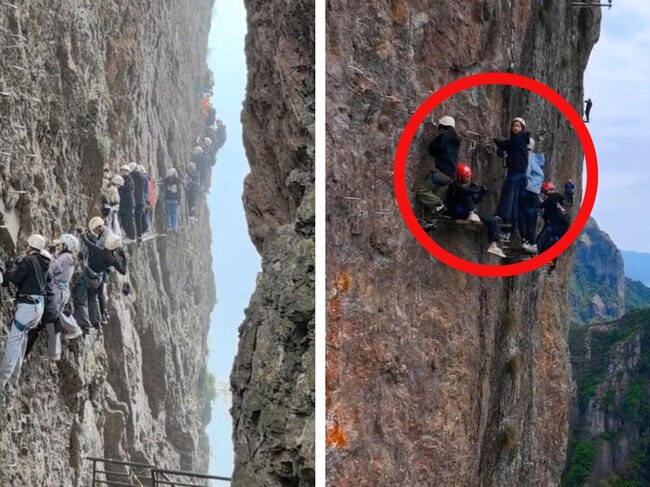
[
  {"x1": 230, "y1": 0, "x2": 315, "y2": 485},
  {"x1": 0, "y1": 1, "x2": 216, "y2": 485},
  {"x1": 327, "y1": 2, "x2": 600, "y2": 486},
  {"x1": 571, "y1": 218, "x2": 626, "y2": 323}
]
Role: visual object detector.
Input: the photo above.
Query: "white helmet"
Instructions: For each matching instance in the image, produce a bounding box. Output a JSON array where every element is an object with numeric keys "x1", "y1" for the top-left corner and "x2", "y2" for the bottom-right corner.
[
  {"x1": 192, "y1": 146, "x2": 203, "y2": 155},
  {"x1": 438, "y1": 115, "x2": 455, "y2": 128},
  {"x1": 120, "y1": 165, "x2": 130, "y2": 173},
  {"x1": 59, "y1": 233, "x2": 79, "y2": 253},
  {"x1": 137, "y1": 164, "x2": 146, "y2": 173},
  {"x1": 166, "y1": 168, "x2": 177, "y2": 177},
  {"x1": 128, "y1": 162, "x2": 137, "y2": 172},
  {"x1": 512, "y1": 117, "x2": 526, "y2": 128},
  {"x1": 188, "y1": 162, "x2": 196, "y2": 171},
  {"x1": 112, "y1": 175, "x2": 124, "y2": 186},
  {"x1": 27, "y1": 234, "x2": 46, "y2": 251},
  {"x1": 105, "y1": 234, "x2": 123, "y2": 251},
  {"x1": 528, "y1": 138, "x2": 535, "y2": 151},
  {"x1": 88, "y1": 216, "x2": 104, "y2": 232},
  {"x1": 203, "y1": 137, "x2": 212, "y2": 147}
]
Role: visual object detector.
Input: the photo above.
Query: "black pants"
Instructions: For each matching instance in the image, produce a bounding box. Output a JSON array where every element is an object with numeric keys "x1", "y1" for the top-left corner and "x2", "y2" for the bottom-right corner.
[
  {"x1": 119, "y1": 207, "x2": 136, "y2": 239},
  {"x1": 480, "y1": 214, "x2": 500, "y2": 243},
  {"x1": 497, "y1": 171, "x2": 526, "y2": 224},
  {"x1": 518, "y1": 190, "x2": 539, "y2": 244},
  {"x1": 566, "y1": 193, "x2": 574, "y2": 205},
  {"x1": 187, "y1": 186, "x2": 200, "y2": 217},
  {"x1": 135, "y1": 205, "x2": 145, "y2": 238}
]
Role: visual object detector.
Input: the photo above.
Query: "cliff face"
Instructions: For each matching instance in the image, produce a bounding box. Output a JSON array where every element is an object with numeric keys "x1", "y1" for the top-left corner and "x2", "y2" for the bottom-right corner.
[
  {"x1": 0, "y1": 1, "x2": 215, "y2": 485},
  {"x1": 566, "y1": 309, "x2": 650, "y2": 486},
  {"x1": 327, "y1": 2, "x2": 600, "y2": 486},
  {"x1": 571, "y1": 219, "x2": 626, "y2": 324},
  {"x1": 230, "y1": 0, "x2": 315, "y2": 485}
]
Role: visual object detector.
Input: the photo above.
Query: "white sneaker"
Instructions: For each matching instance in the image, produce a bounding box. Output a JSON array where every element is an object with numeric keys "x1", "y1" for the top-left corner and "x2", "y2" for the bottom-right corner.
[
  {"x1": 468, "y1": 211, "x2": 481, "y2": 223},
  {"x1": 488, "y1": 246, "x2": 506, "y2": 258},
  {"x1": 522, "y1": 243, "x2": 538, "y2": 254}
]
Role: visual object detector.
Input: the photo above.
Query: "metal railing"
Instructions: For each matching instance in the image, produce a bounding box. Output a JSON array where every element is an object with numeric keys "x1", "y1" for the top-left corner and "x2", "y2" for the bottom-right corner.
[{"x1": 87, "y1": 457, "x2": 231, "y2": 487}]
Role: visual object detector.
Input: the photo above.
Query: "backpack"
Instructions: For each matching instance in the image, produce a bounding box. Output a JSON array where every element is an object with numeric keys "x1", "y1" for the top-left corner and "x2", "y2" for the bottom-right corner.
[{"x1": 526, "y1": 153, "x2": 545, "y2": 194}]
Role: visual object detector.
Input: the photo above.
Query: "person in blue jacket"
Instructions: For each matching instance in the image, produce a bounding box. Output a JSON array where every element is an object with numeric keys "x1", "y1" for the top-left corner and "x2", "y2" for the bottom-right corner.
[
  {"x1": 564, "y1": 179, "x2": 576, "y2": 205},
  {"x1": 493, "y1": 117, "x2": 531, "y2": 236},
  {"x1": 518, "y1": 138, "x2": 544, "y2": 253}
]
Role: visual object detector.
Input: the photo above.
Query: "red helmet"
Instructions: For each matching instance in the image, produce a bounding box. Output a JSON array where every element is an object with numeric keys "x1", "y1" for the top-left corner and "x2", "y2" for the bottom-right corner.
[
  {"x1": 455, "y1": 164, "x2": 472, "y2": 182},
  {"x1": 541, "y1": 182, "x2": 555, "y2": 193}
]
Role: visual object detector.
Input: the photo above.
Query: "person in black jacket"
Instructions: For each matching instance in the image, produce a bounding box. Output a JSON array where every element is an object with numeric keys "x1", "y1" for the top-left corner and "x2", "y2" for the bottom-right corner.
[
  {"x1": 536, "y1": 181, "x2": 571, "y2": 271},
  {"x1": 416, "y1": 115, "x2": 461, "y2": 220},
  {"x1": 73, "y1": 232, "x2": 127, "y2": 332},
  {"x1": 493, "y1": 117, "x2": 531, "y2": 231},
  {"x1": 130, "y1": 162, "x2": 146, "y2": 240},
  {"x1": 0, "y1": 234, "x2": 51, "y2": 390},
  {"x1": 186, "y1": 163, "x2": 201, "y2": 219},
  {"x1": 117, "y1": 165, "x2": 137, "y2": 240},
  {"x1": 443, "y1": 165, "x2": 506, "y2": 259},
  {"x1": 164, "y1": 168, "x2": 182, "y2": 230}
]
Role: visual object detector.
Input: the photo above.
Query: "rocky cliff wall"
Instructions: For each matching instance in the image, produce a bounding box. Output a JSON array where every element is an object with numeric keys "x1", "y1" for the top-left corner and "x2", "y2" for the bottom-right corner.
[
  {"x1": 327, "y1": 2, "x2": 600, "y2": 486},
  {"x1": 230, "y1": 0, "x2": 315, "y2": 485},
  {"x1": 0, "y1": 1, "x2": 215, "y2": 485}
]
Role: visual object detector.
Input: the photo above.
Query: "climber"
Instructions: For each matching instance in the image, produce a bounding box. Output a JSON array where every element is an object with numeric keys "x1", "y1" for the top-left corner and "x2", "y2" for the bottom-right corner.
[
  {"x1": 137, "y1": 165, "x2": 152, "y2": 233},
  {"x1": 130, "y1": 162, "x2": 146, "y2": 241},
  {"x1": 536, "y1": 182, "x2": 571, "y2": 271},
  {"x1": 493, "y1": 117, "x2": 531, "y2": 237},
  {"x1": 117, "y1": 165, "x2": 137, "y2": 242},
  {"x1": 584, "y1": 98, "x2": 593, "y2": 123},
  {"x1": 518, "y1": 138, "x2": 545, "y2": 254},
  {"x1": 101, "y1": 173, "x2": 121, "y2": 234},
  {"x1": 163, "y1": 168, "x2": 182, "y2": 231},
  {"x1": 86, "y1": 217, "x2": 114, "y2": 326},
  {"x1": 147, "y1": 170, "x2": 156, "y2": 230},
  {"x1": 191, "y1": 145, "x2": 211, "y2": 189},
  {"x1": 186, "y1": 162, "x2": 201, "y2": 219},
  {"x1": 214, "y1": 119, "x2": 227, "y2": 150},
  {"x1": 0, "y1": 235, "x2": 50, "y2": 393},
  {"x1": 206, "y1": 106, "x2": 216, "y2": 127},
  {"x1": 88, "y1": 216, "x2": 114, "y2": 247},
  {"x1": 73, "y1": 233, "x2": 127, "y2": 333},
  {"x1": 415, "y1": 115, "x2": 460, "y2": 221},
  {"x1": 443, "y1": 164, "x2": 507, "y2": 259},
  {"x1": 564, "y1": 179, "x2": 576, "y2": 205},
  {"x1": 25, "y1": 234, "x2": 82, "y2": 361}
]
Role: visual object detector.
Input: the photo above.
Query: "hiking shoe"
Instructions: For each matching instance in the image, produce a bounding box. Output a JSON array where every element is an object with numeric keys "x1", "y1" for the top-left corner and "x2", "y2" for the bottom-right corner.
[
  {"x1": 523, "y1": 243, "x2": 538, "y2": 254},
  {"x1": 487, "y1": 246, "x2": 506, "y2": 259},
  {"x1": 100, "y1": 314, "x2": 109, "y2": 326},
  {"x1": 498, "y1": 232, "x2": 511, "y2": 242},
  {"x1": 467, "y1": 211, "x2": 481, "y2": 224}
]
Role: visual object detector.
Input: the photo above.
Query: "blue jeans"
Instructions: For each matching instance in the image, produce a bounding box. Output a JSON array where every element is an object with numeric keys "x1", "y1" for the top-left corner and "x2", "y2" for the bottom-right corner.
[
  {"x1": 165, "y1": 200, "x2": 179, "y2": 229},
  {"x1": 0, "y1": 297, "x2": 44, "y2": 388}
]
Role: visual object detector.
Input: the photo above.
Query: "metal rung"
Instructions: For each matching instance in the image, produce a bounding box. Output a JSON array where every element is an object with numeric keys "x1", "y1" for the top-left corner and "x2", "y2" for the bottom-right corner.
[
  {"x1": 153, "y1": 480, "x2": 210, "y2": 487},
  {"x1": 94, "y1": 470, "x2": 131, "y2": 478},
  {"x1": 94, "y1": 480, "x2": 140, "y2": 487}
]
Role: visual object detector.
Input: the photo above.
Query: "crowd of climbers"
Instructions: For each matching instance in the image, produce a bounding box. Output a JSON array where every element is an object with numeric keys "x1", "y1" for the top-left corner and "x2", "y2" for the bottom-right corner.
[
  {"x1": 0, "y1": 91, "x2": 226, "y2": 402},
  {"x1": 417, "y1": 115, "x2": 574, "y2": 268}
]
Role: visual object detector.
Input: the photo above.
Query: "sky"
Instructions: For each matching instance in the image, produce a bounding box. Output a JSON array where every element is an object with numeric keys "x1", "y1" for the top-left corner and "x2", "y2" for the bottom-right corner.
[
  {"x1": 584, "y1": 0, "x2": 650, "y2": 253},
  {"x1": 205, "y1": 1, "x2": 260, "y2": 481}
]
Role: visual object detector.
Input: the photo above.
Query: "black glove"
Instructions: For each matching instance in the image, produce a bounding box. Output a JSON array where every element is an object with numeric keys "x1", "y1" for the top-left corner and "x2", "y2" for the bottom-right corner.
[{"x1": 480, "y1": 185, "x2": 489, "y2": 196}]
